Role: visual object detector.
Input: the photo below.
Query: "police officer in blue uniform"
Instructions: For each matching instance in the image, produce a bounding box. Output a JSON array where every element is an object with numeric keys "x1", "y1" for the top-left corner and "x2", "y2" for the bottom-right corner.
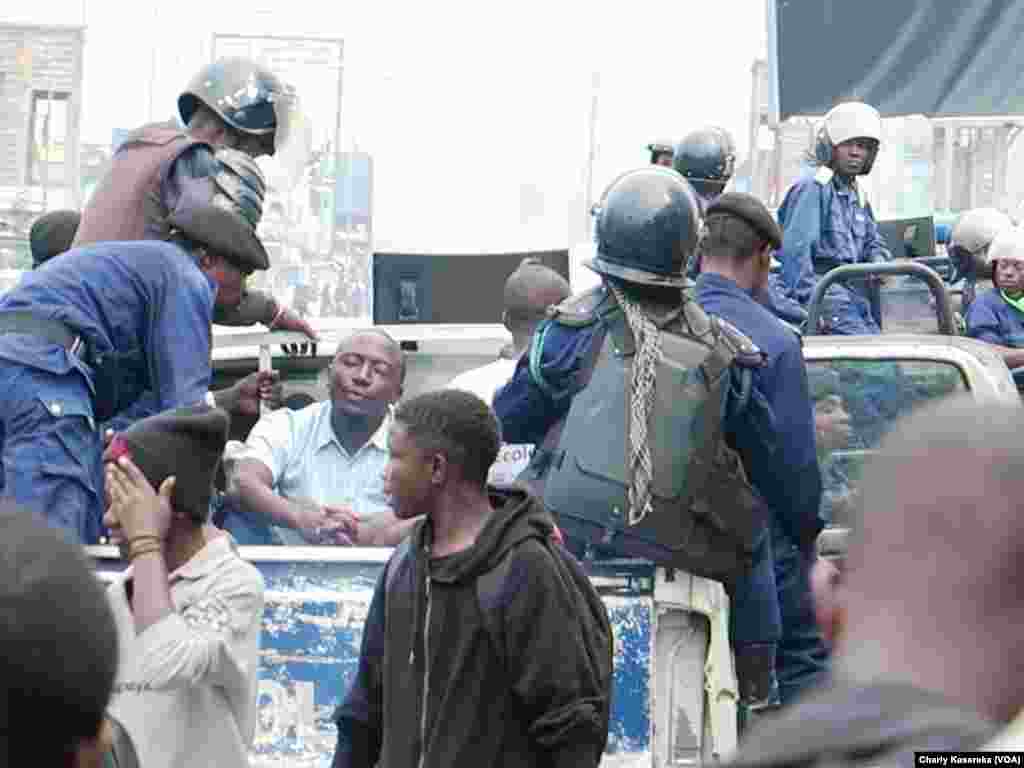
[
  {"x1": 776, "y1": 101, "x2": 891, "y2": 334},
  {"x1": 647, "y1": 140, "x2": 674, "y2": 167},
  {"x1": 949, "y1": 207, "x2": 1013, "y2": 313},
  {"x1": 74, "y1": 57, "x2": 316, "y2": 343},
  {"x1": 673, "y1": 126, "x2": 736, "y2": 215},
  {"x1": 495, "y1": 167, "x2": 786, "y2": 717},
  {"x1": 674, "y1": 126, "x2": 807, "y2": 329},
  {"x1": 0, "y1": 198, "x2": 269, "y2": 544},
  {"x1": 965, "y1": 226, "x2": 1024, "y2": 372},
  {"x1": 694, "y1": 192, "x2": 828, "y2": 705}
]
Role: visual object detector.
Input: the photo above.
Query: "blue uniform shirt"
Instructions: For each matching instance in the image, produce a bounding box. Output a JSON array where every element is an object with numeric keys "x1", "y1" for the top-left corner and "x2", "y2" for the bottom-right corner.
[
  {"x1": 494, "y1": 319, "x2": 602, "y2": 447},
  {"x1": 777, "y1": 173, "x2": 890, "y2": 306},
  {"x1": 965, "y1": 288, "x2": 1024, "y2": 347},
  {"x1": 0, "y1": 240, "x2": 216, "y2": 414},
  {"x1": 695, "y1": 273, "x2": 824, "y2": 550}
]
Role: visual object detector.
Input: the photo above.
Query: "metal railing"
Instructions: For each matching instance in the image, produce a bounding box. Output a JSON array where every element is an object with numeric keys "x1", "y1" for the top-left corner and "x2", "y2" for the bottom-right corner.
[{"x1": 806, "y1": 261, "x2": 957, "y2": 335}]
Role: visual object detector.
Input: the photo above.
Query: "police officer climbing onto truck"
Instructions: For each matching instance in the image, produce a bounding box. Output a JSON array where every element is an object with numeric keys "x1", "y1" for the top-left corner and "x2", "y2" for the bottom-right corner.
[
  {"x1": 776, "y1": 101, "x2": 892, "y2": 334},
  {"x1": 494, "y1": 166, "x2": 785, "y2": 721},
  {"x1": 0, "y1": 181, "x2": 271, "y2": 544},
  {"x1": 74, "y1": 56, "x2": 316, "y2": 342}
]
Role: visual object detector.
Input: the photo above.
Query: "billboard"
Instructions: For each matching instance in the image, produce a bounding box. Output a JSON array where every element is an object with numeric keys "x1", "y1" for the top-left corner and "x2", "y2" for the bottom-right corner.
[
  {"x1": 209, "y1": 35, "x2": 366, "y2": 319},
  {"x1": 768, "y1": 0, "x2": 1024, "y2": 121},
  {"x1": 334, "y1": 151, "x2": 372, "y2": 234}
]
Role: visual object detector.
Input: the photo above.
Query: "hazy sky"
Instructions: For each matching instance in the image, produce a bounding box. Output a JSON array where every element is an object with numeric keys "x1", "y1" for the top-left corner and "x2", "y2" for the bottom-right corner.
[{"x1": 2, "y1": 0, "x2": 768, "y2": 252}]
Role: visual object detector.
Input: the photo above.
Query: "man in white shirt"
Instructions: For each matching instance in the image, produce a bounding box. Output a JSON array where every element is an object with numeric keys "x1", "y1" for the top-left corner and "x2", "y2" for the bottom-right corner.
[
  {"x1": 229, "y1": 329, "x2": 415, "y2": 546},
  {"x1": 448, "y1": 258, "x2": 570, "y2": 486},
  {"x1": 102, "y1": 405, "x2": 265, "y2": 768}
]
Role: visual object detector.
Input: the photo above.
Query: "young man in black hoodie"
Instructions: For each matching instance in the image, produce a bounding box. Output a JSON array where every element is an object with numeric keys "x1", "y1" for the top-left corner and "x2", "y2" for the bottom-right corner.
[{"x1": 332, "y1": 389, "x2": 612, "y2": 768}]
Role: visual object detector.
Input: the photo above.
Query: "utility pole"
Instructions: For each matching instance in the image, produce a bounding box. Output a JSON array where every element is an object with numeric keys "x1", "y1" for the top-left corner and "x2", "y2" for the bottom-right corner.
[{"x1": 583, "y1": 70, "x2": 600, "y2": 239}]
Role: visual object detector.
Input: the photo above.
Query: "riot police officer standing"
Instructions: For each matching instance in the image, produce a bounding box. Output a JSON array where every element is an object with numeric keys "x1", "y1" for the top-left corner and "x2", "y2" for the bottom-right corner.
[
  {"x1": 775, "y1": 101, "x2": 891, "y2": 335},
  {"x1": 672, "y1": 126, "x2": 736, "y2": 214},
  {"x1": 647, "y1": 140, "x2": 675, "y2": 167},
  {"x1": 74, "y1": 57, "x2": 315, "y2": 339},
  {"x1": 494, "y1": 167, "x2": 785, "y2": 718},
  {"x1": 676, "y1": 126, "x2": 807, "y2": 328}
]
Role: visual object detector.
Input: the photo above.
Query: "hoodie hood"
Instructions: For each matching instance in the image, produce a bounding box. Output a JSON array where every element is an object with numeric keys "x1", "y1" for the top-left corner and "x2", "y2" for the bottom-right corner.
[{"x1": 412, "y1": 487, "x2": 556, "y2": 585}]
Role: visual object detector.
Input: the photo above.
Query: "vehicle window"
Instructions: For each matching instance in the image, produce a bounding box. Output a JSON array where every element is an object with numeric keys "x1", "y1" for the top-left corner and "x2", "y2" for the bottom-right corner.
[{"x1": 807, "y1": 359, "x2": 967, "y2": 527}]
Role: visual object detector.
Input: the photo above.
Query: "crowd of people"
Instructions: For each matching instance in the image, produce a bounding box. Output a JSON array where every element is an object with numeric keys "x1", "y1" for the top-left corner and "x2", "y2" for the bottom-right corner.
[{"x1": 4, "y1": 47, "x2": 1024, "y2": 768}]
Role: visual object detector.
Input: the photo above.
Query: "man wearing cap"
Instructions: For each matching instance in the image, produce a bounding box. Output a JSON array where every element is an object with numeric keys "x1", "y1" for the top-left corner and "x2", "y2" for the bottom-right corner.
[
  {"x1": 0, "y1": 196, "x2": 264, "y2": 544},
  {"x1": 694, "y1": 192, "x2": 829, "y2": 707},
  {"x1": 102, "y1": 404, "x2": 264, "y2": 768},
  {"x1": 965, "y1": 227, "x2": 1024, "y2": 370},
  {"x1": 776, "y1": 101, "x2": 891, "y2": 335},
  {"x1": 73, "y1": 57, "x2": 315, "y2": 340}
]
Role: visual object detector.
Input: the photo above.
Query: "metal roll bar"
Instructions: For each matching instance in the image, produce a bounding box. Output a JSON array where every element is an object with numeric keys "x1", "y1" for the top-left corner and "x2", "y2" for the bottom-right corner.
[{"x1": 806, "y1": 261, "x2": 956, "y2": 336}]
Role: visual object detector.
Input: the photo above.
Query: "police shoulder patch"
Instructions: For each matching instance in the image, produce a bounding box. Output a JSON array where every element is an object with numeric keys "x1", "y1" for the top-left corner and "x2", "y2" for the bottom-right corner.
[
  {"x1": 548, "y1": 285, "x2": 617, "y2": 328},
  {"x1": 714, "y1": 316, "x2": 767, "y2": 367}
]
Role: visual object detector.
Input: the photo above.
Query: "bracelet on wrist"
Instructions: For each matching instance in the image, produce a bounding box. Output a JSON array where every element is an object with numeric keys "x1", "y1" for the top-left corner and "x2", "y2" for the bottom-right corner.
[
  {"x1": 129, "y1": 541, "x2": 164, "y2": 561},
  {"x1": 268, "y1": 304, "x2": 287, "y2": 330}
]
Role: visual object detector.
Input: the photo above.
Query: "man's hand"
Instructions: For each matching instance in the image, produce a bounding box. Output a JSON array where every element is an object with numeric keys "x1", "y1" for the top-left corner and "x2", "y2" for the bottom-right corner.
[
  {"x1": 234, "y1": 371, "x2": 282, "y2": 416},
  {"x1": 274, "y1": 307, "x2": 318, "y2": 341},
  {"x1": 322, "y1": 504, "x2": 360, "y2": 545},
  {"x1": 810, "y1": 556, "x2": 842, "y2": 645},
  {"x1": 106, "y1": 457, "x2": 176, "y2": 541},
  {"x1": 292, "y1": 500, "x2": 359, "y2": 545},
  {"x1": 269, "y1": 304, "x2": 319, "y2": 356}
]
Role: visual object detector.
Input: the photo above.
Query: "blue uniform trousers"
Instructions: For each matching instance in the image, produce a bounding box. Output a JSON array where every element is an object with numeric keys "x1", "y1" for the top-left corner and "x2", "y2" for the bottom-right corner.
[
  {"x1": 0, "y1": 361, "x2": 105, "y2": 544},
  {"x1": 772, "y1": 518, "x2": 830, "y2": 704}
]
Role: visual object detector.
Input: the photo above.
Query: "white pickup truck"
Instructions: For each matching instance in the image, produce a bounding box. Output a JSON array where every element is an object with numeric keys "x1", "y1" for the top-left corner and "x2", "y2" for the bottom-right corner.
[{"x1": 87, "y1": 263, "x2": 1020, "y2": 768}]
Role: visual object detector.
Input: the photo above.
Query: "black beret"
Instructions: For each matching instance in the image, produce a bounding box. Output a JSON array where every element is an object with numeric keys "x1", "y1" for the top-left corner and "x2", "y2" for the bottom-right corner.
[
  {"x1": 167, "y1": 186, "x2": 270, "y2": 272},
  {"x1": 30, "y1": 210, "x2": 80, "y2": 267},
  {"x1": 706, "y1": 192, "x2": 783, "y2": 250},
  {"x1": 107, "y1": 404, "x2": 230, "y2": 523}
]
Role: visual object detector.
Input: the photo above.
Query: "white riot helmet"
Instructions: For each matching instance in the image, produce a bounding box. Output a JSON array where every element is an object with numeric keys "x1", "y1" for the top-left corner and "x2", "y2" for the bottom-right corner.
[
  {"x1": 950, "y1": 208, "x2": 1014, "y2": 280},
  {"x1": 986, "y1": 226, "x2": 1024, "y2": 289},
  {"x1": 815, "y1": 102, "x2": 883, "y2": 174}
]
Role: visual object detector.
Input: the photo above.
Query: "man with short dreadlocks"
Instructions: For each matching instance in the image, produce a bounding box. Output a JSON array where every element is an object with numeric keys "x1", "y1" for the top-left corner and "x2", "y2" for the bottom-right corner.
[{"x1": 494, "y1": 167, "x2": 787, "y2": 724}]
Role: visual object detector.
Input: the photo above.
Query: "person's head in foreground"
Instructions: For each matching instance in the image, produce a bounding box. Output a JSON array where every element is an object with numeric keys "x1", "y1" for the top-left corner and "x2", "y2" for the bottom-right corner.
[{"x1": 0, "y1": 508, "x2": 119, "y2": 767}]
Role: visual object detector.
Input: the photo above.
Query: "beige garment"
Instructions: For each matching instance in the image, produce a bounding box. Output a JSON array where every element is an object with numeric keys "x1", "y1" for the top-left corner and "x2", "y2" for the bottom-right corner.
[
  {"x1": 106, "y1": 535, "x2": 265, "y2": 768},
  {"x1": 982, "y1": 709, "x2": 1024, "y2": 750}
]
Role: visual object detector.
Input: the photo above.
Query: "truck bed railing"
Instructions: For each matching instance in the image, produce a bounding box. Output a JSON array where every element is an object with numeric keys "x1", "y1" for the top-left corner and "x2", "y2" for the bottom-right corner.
[{"x1": 806, "y1": 261, "x2": 957, "y2": 336}]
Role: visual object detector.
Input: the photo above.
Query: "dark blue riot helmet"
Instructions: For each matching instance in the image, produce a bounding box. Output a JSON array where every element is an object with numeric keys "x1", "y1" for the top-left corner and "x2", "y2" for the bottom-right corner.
[
  {"x1": 587, "y1": 167, "x2": 701, "y2": 287},
  {"x1": 647, "y1": 140, "x2": 675, "y2": 166},
  {"x1": 672, "y1": 126, "x2": 736, "y2": 202},
  {"x1": 178, "y1": 57, "x2": 295, "y2": 157}
]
